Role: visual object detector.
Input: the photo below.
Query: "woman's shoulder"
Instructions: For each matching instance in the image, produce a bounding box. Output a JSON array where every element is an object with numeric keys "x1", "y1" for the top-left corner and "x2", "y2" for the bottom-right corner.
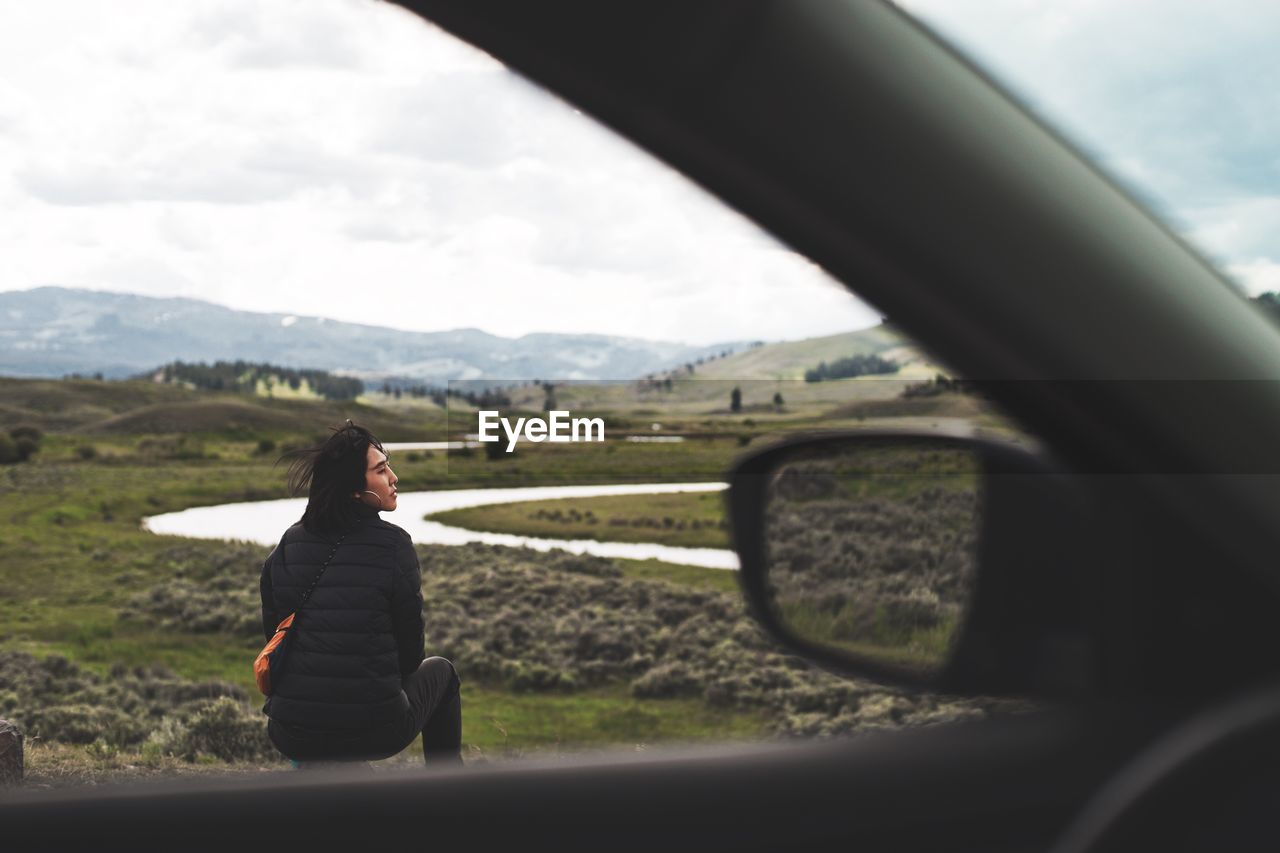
[
  {"x1": 282, "y1": 517, "x2": 410, "y2": 548},
  {"x1": 364, "y1": 516, "x2": 413, "y2": 546},
  {"x1": 280, "y1": 520, "x2": 315, "y2": 544}
]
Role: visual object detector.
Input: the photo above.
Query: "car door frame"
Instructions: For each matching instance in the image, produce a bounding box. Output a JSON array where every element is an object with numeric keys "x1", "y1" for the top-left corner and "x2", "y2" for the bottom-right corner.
[{"x1": 6, "y1": 1, "x2": 1280, "y2": 850}]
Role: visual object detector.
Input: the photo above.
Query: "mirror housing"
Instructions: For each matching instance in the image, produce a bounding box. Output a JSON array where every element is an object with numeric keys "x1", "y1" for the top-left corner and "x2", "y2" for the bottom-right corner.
[{"x1": 727, "y1": 429, "x2": 1097, "y2": 699}]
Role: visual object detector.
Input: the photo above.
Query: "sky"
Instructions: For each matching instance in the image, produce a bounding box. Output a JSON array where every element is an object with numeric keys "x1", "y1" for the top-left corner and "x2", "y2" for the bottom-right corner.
[
  {"x1": 2, "y1": 1, "x2": 1278, "y2": 345},
  {"x1": 901, "y1": 0, "x2": 1280, "y2": 295}
]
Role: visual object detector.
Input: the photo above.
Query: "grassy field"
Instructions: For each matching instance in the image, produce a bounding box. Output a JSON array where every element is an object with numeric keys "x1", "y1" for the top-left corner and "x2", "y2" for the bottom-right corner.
[
  {"x1": 0, "y1": 374, "x2": 1008, "y2": 786},
  {"x1": 428, "y1": 491, "x2": 732, "y2": 549},
  {"x1": 610, "y1": 558, "x2": 740, "y2": 595},
  {"x1": 15, "y1": 682, "x2": 767, "y2": 788},
  {"x1": 458, "y1": 683, "x2": 766, "y2": 757},
  {"x1": 677, "y1": 324, "x2": 909, "y2": 381},
  {"x1": 779, "y1": 601, "x2": 959, "y2": 671},
  {"x1": 0, "y1": 424, "x2": 787, "y2": 785}
]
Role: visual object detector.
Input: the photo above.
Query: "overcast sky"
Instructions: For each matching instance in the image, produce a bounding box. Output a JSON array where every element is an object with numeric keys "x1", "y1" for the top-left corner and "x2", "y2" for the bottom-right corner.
[
  {"x1": 2, "y1": 1, "x2": 1278, "y2": 344},
  {"x1": 902, "y1": 0, "x2": 1280, "y2": 294}
]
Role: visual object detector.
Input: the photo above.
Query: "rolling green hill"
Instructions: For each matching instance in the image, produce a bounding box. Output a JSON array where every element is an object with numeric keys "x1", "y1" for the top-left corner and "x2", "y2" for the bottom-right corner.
[
  {"x1": 0, "y1": 377, "x2": 201, "y2": 432},
  {"x1": 0, "y1": 376, "x2": 447, "y2": 440},
  {"x1": 474, "y1": 324, "x2": 947, "y2": 419},
  {"x1": 0, "y1": 325, "x2": 963, "y2": 440},
  {"x1": 687, "y1": 324, "x2": 913, "y2": 380}
]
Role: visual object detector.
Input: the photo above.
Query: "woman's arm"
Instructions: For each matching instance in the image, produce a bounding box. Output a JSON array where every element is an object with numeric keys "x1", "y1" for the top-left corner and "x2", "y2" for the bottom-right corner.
[{"x1": 391, "y1": 537, "x2": 427, "y2": 678}]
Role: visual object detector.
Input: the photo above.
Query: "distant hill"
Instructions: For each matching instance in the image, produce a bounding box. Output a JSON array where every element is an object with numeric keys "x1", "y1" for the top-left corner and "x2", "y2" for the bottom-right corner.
[
  {"x1": 0, "y1": 287, "x2": 751, "y2": 384},
  {"x1": 473, "y1": 324, "x2": 944, "y2": 417},
  {"x1": 0, "y1": 375, "x2": 443, "y2": 438},
  {"x1": 680, "y1": 325, "x2": 921, "y2": 380},
  {"x1": 0, "y1": 376, "x2": 197, "y2": 433}
]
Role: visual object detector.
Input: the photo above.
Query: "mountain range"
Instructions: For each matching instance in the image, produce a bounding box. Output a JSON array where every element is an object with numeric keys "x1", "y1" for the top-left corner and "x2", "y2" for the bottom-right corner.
[{"x1": 0, "y1": 287, "x2": 751, "y2": 384}]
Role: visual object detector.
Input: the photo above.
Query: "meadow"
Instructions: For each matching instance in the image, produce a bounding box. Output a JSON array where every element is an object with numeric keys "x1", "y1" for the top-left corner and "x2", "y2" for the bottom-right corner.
[
  {"x1": 0, "y1": 374, "x2": 1008, "y2": 788},
  {"x1": 427, "y1": 491, "x2": 732, "y2": 549}
]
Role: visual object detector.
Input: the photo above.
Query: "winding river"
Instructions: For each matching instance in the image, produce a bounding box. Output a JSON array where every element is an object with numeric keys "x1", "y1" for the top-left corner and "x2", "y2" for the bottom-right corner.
[{"x1": 142, "y1": 482, "x2": 739, "y2": 570}]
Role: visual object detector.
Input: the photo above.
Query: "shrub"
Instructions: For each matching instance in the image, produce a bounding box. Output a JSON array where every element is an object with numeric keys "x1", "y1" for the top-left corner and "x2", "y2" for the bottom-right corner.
[
  {"x1": 544, "y1": 552, "x2": 622, "y2": 578},
  {"x1": 27, "y1": 704, "x2": 148, "y2": 746},
  {"x1": 500, "y1": 661, "x2": 576, "y2": 693},
  {"x1": 98, "y1": 538, "x2": 991, "y2": 743},
  {"x1": 0, "y1": 433, "x2": 19, "y2": 465},
  {"x1": 1, "y1": 651, "x2": 249, "y2": 750},
  {"x1": 120, "y1": 542, "x2": 265, "y2": 634},
  {"x1": 631, "y1": 662, "x2": 702, "y2": 698},
  {"x1": 135, "y1": 435, "x2": 207, "y2": 460},
  {"x1": 176, "y1": 698, "x2": 275, "y2": 762},
  {"x1": 2, "y1": 425, "x2": 42, "y2": 463},
  {"x1": 14, "y1": 437, "x2": 39, "y2": 460},
  {"x1": 9, "y1": 424, "x2": 42, "y2": 442},
  {"x1": 75, "y1": 445, "x2": 98, "y2": 461}
]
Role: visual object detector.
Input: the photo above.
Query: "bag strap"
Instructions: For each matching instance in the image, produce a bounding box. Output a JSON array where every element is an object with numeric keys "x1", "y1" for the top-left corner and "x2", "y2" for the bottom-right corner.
[{"x1": 296, "y1": 530, "x2": 350, "y2": 612}]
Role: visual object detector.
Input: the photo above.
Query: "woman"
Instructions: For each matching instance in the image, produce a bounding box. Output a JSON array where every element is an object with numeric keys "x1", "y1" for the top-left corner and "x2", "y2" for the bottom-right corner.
[{"x1": 259, "y1": 420, "x2": 462, "y2": 766}]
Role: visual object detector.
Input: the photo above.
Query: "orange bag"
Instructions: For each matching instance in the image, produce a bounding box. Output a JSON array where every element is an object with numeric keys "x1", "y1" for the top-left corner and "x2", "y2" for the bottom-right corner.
[
  {"x1": 254, "y1": 612, "x2": 296, "y2": 696},
  {"x1": 255, "y1": 533, "x2": 347, "y2": 697}
]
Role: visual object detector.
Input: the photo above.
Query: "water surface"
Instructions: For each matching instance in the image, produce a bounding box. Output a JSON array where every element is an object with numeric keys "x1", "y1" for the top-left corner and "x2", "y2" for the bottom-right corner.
[{"x1": 143, "y1": 482, "x2": 738, "y2": 569}]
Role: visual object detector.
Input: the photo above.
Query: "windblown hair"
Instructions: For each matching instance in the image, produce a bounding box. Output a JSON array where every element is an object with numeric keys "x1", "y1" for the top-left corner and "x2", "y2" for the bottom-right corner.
[{"x1": 280, "y1": 420, "x2": 385, "y2": 535}]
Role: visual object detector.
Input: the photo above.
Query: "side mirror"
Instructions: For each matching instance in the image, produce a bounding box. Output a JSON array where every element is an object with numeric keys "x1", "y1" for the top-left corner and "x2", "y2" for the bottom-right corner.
[{"x1": 726, "y1": 430, "x2": 1095, "y2": 697}]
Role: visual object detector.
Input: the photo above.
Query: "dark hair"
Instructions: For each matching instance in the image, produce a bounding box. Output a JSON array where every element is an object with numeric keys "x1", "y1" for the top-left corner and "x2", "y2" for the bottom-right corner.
[{"x1": 280, "y1": 420, "x2": 385, "y2": 535}]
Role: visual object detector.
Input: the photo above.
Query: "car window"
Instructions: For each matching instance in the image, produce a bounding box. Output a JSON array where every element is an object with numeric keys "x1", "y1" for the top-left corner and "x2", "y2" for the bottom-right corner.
[{"x1": 0, "y1": 0, "x2": 1115, "y2": 791}]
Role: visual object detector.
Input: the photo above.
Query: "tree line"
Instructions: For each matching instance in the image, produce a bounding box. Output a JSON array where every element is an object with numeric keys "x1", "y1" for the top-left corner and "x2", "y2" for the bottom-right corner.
[
  {"x1": 151, "y1": 360, "x2": 364, "y2": 401},
  {"x1": 803, "y1": 353, "x2": 899, "y2": 383}
]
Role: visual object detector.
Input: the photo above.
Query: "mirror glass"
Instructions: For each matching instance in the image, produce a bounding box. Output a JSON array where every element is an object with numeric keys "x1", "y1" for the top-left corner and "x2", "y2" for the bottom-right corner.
[{"x1": 763, "y1": 439, "x2": 983, "y2": 676}]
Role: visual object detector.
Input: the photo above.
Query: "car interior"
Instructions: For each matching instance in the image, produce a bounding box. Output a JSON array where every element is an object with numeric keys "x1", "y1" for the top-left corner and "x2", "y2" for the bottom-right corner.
[{"x1": 5, "y1": 2, "x2": 1280, "y2": 851}]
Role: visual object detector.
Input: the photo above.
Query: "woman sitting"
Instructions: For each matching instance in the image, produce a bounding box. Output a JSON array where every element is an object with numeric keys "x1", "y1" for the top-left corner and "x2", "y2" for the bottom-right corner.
[{"x1": 259, "y1": 421, "x2": 461, "y2": 767}]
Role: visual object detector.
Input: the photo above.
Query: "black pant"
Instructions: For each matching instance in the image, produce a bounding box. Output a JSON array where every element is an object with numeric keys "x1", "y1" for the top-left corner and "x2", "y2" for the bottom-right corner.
[{"x1": 268, "y1": 657, "x2": 462, "y2": 765}]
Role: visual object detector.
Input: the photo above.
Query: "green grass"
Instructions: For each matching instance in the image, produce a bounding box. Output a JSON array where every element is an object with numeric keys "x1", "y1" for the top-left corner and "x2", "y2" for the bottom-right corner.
[
  {"x1": 779, "y1": 600, "x2": 958, "y2": 671},
  {"x1": 17, "y1": 681, "x2": 769, "y2": 785},
  {"x1": 0, "y1": 426, "x2": 774, "y2": 771},
  {"x1": 427, "y1": 490, "x2": 732, "y2": 549},
  {"x1": 682, "y1": 325, "x2": 905, "y2": 381},
  {"x1": 0, "y1": 375, "x2": 1015, "y2": 783},
  {"x1": 612, "y1": 558, "x2": 740, "y2": 594},
  {"x1": 0, "y1": 376, "x2": 445, "y2": 439},
  {"x1": 458, "y1": 683, "x2": 766, "y2": 758}
]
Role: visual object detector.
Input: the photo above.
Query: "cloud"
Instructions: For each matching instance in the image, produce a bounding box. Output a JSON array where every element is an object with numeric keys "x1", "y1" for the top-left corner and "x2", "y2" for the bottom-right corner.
[
  {"x1": 189, "y1": 1, "x2": 368, "y2": 71},
  {"x1": 1227, "y1": 259, "x2": 1280, "y2": 296},
  {"x1": 341, "y1": 217, "x2": 424, "y2": 244},
  {"x1": 900, "y1": 0, "x2": 1280, "y2": 211},
  {"x1": 0, "y1": 0, "x2": 890, "y2": 344},
  {"x1": 1186, "y1": 197, "x2": 1280, "y2": 261}
]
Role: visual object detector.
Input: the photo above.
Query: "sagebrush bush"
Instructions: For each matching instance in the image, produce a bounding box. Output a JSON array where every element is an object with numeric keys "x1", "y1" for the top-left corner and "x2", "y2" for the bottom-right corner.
[
  {"x1": 176, "y1": 698, "x2": 275, "y2": 762},
  {"x1": 25, "y1": 704, "x2": 148, "y2": 746},
  {"x1": 102, "y1": 537, "x2": 997, "y2": 740},
  {"x1": 140, "y1": 701, "x2": 275, "y2": 764},
  {"x1": 631, "y1": 662, "x2": 702, "y2": 698},
  {"x1": 120, "y1": 543, "x2": 266, "y2": 634},
  {"x1": 0, "y1": 651, "x2": 254, "y2": 754}
]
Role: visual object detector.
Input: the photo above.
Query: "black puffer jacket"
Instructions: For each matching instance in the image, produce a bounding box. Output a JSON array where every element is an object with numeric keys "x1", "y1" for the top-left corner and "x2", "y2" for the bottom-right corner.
[{"x1": 259, "y1": 503, "x2": 425, "y2": 730}]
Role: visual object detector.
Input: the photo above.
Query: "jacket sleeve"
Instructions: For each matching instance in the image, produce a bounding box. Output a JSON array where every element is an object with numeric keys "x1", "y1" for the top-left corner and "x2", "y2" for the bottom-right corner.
[
  {"x1": 260, "y1": 536, "x2": 284, "y2": 642},
  {"x1": 391, "y1": 537, "x2": 426, "y2": 678}
]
